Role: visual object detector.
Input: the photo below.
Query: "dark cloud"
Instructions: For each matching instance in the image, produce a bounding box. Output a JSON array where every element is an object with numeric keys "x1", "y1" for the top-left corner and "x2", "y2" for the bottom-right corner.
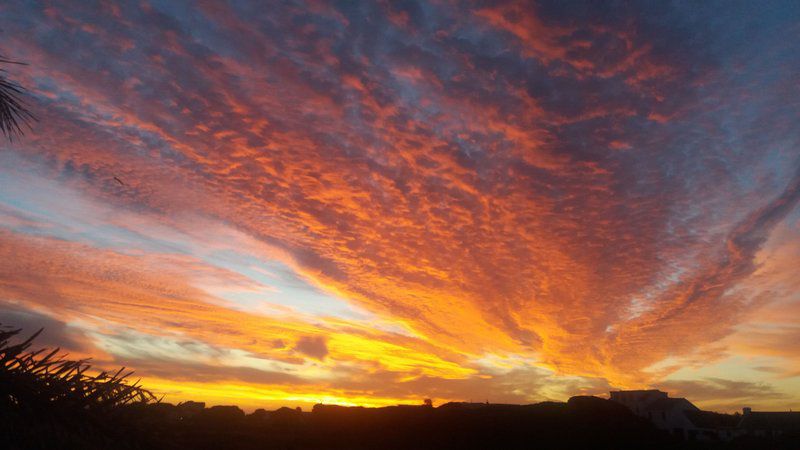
[
  {"x1": 110, "y1": 356, "x2": 306, "y2": 387},
  {"x1": 294, "y1": 336, "x2": 328, "y2": 360},
  {"x1": 0, "y1": 303, "x2": 90, "y2": 353},
  {"x1": 658, "y1": 378, "x2": 785, "y2": 403}
]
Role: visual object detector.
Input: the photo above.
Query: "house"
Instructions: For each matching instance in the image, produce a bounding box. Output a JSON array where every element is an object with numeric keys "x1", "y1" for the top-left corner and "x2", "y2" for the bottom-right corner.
[
  {"x1": 609, "y1": 390, "x2": 667, "y2": 416},
  {"x1": 683, "y1": 410, "x2": 740, "y2": 441},
  {"x1": 738, "y1": 407, "x2": 800, "y2": 438},
  {"x1": 611, "y1": 390, "x2": 800, "y2": 442},
  {"x1": 644, "y1": 397, "x2": 700, "y2": 436},
  {"x1": 610, "y1": 390, "x2": 718, "y2": 440}
]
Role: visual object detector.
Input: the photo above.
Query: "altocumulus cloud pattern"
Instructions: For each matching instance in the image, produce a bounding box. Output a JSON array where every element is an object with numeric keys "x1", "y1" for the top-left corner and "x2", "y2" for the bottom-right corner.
[{"x1": 0, "y1": 0, "x2": 799, "y2": 412}]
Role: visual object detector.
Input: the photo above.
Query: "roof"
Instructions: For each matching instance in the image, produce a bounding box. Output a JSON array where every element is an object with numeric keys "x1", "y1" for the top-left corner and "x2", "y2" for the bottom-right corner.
[
  {"x1": 739, "y1": 412, "x2": 800, "y2": 432},
  {"x1": 610, "y1": 389, "x2": 665, "y2": 394},
  {"x1": 644, "y1": 397, "x2": 699, "y2": 412}
]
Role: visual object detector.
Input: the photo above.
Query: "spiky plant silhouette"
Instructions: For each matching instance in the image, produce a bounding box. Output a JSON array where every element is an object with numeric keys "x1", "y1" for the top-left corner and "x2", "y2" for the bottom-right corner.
[
  {"x1": 0, "y1": 324, "x2": 159, "y2": 449},
  {"x1": 0, "y1": 55, "x2": 36, "y2": 140}
]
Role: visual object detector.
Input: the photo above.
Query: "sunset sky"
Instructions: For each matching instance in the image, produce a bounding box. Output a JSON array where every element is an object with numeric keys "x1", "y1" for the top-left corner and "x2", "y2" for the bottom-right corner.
[{"x1": 1, "y1": 1, "x2": 799, "y2": 413}]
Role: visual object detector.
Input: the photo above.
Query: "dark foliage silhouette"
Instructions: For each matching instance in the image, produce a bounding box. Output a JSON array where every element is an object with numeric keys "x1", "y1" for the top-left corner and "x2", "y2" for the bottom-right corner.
[
  {"x1": 0, "y1": 55, "x2": 36, "y2": 140},
  {"x1": 0, "y1": 325, "x2": 159, "y2": 449}
]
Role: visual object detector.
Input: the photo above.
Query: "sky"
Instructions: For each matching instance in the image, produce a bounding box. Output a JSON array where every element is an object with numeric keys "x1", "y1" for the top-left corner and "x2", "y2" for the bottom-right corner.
[{"x1": 0, "y1": 0, "x2": 799, "y2": 413}]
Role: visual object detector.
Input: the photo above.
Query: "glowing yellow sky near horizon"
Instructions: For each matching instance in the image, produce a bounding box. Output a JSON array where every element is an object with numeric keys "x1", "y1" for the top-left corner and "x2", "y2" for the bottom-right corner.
[{"x1": 144, "y1": 378, "x2": 420, "y2": 411}]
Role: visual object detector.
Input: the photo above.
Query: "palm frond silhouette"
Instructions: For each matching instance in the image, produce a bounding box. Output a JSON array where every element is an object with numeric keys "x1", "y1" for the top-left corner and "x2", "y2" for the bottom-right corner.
[
  {"x1": 0, "y1": 55, "x2": 36, "y2": 140},
  {"x1": 0, "y1": 324, "x2": 159, "y2": 448}
]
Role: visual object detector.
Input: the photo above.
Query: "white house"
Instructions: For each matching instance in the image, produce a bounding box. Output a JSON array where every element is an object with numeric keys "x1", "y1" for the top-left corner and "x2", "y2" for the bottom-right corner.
[
  {"x1": 611, "y1": 390, "x2": 799, "y2": 441},
  {"x1": 610, "y1": 390, "x2": 723, "y2": 440}
]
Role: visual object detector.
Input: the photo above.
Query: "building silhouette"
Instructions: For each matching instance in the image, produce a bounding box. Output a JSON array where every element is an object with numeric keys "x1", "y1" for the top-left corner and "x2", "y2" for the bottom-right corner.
[{"x1": 610, "y1": 389, "x2": 800, "y2": 441}]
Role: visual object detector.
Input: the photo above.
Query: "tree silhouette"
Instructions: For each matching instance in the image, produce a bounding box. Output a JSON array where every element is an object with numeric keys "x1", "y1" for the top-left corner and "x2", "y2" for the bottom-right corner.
[{"x1": 0, "y1": 55, "x2": 36, "y2": 140}]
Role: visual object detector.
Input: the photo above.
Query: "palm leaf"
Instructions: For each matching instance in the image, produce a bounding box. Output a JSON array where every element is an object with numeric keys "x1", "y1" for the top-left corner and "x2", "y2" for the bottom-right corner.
[{"x1": 0, "y1": 55, "x2": 37, "y2": 140}]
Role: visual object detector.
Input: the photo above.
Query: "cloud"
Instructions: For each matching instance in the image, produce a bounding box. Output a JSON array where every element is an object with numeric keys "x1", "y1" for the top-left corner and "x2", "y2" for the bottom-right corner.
[
  {"x1": 0, "y1": 229, "x2": 475, "y2": 379},
  {"x1": 601, "y1": 162, "x2": 800, "y2": 383},
  {"x1": 0, "y1": 302, "x2": 92, "y2": 354},
  {"x1": 0, "y1": 0, "x2": 798, "y2": 408},
  {"x1": 658, "y1": 378, "x2": 785, "y2": 402},
  {"x1": 656, "y1": 378, "x2": 788, "y2": 412},
  {"x1": 294, "y1": 335, "x2": 329, "y2": 360}
]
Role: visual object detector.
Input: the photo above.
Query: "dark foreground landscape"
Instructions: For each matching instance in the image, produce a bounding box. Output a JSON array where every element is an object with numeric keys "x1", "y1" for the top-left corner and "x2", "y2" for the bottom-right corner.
[
  {"x1": 3, "y1": 325, "x2": 800, "y2": 450},
  {"x1": 6, "y1": 396, "x2": 800, "y2": 450}
]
